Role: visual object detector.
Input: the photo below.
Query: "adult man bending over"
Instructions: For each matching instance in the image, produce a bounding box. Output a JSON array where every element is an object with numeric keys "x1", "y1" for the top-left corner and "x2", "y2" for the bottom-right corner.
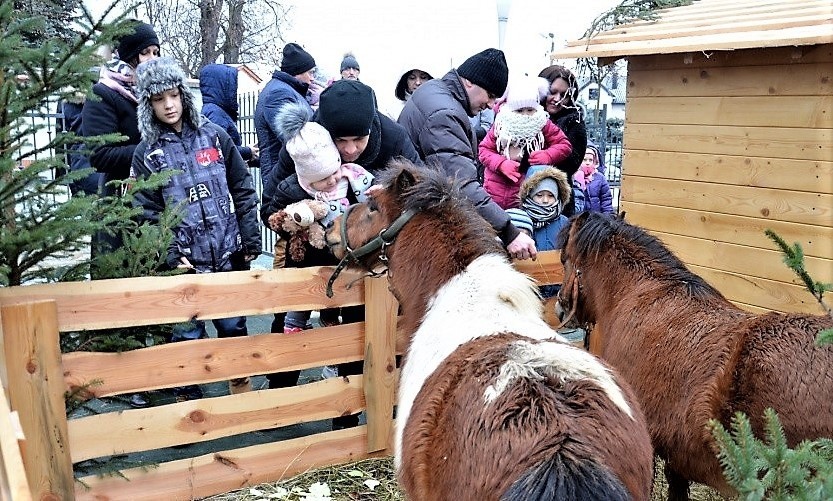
[{"x1": 398, "y1": 48, "x2": 537, "y2": 260}]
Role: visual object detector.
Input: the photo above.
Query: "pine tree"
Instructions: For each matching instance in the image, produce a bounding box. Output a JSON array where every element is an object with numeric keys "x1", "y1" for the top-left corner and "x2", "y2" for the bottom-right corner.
[{"x1": 0, "y1": 1, "x2": 188, "y2": 355}]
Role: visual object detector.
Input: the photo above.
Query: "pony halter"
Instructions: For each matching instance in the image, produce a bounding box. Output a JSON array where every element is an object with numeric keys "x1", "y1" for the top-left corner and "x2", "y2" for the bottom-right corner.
[{"x1": 325, "y1": 205, "x2": 418, "y2": 298}]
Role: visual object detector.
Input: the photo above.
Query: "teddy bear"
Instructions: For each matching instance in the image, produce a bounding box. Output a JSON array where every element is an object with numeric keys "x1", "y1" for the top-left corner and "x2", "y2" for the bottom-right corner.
[{"x1": 267, "y1": 199, "x2": 331, "y2": 262}]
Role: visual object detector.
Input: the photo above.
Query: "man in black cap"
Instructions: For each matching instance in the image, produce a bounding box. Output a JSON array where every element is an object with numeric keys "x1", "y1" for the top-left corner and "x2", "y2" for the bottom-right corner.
[
  {"x1": 254, "y1": 42, "x2": 317, "y2": 193},
  {"x1": 264, "y1": 79, "x2": 421, "y2": 194},
  {"x1": 398, "y1": 48, "x2": 538, "y2": 261}
]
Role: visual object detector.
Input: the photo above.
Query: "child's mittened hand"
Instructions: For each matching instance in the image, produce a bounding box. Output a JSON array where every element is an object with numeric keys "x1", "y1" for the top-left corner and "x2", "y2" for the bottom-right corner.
[
  {"x1": 528, "y1": 151, "x2": 549, "y2": 165},
  {"x1": 498, "y1": 160, "x2": 521, "y2": 183}
]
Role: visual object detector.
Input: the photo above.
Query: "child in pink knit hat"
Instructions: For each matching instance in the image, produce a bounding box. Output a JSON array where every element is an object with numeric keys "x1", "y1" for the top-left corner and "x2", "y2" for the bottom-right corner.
[{"x1": 479, "y1": 75, "x2": 573, "y2": 210}]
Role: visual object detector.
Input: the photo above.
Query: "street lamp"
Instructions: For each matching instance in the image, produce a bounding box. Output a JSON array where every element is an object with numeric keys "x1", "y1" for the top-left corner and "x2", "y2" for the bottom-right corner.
[{"x1": 496, "y1": 0, "x2": 511, "y2": 50}]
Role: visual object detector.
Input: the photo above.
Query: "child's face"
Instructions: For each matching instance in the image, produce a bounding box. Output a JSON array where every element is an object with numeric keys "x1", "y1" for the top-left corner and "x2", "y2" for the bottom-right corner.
[
  {"x1": 582, "y1": 151, "x2": 598, "y2": 168},
  {"x1": 532, "y1": 189, "x2": 557, "y2": 207},
  {"x1": 150, "y1": 88, "x2": 183, "y2": 131},
  {"x1": 310, "y1": 166, "x2": 344, "y2": 191},
  {"x1": 515, "y1": 106, "x2": 537, "y2": 116}
]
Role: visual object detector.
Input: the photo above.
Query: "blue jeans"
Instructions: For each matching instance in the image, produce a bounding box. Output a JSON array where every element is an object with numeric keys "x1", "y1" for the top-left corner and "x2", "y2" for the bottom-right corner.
[{"x1": 171, "y1": 316, "x2": 248, "y2": 341}]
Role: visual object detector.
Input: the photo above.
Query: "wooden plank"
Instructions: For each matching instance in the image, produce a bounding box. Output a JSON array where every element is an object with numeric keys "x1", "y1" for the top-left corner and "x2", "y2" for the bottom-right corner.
[
  {"x1": 621, "y1": 175, "x2": 832, "y2": 226},
  {"x1": 362, "y1": 277, "x2": 398, "y2": 453},
  {"x1": 622, "y1": 150, "x2": 833, "y2": 194},
  {"x1": 68, "y1": 376, "x2": 367, "y2": 462},
  {"x1": 619, "y1": 202, "x2": 833, "y2": 260},
  {"x1": 626, "y1": 96, "x2": 833, "y2": 128},
  {"x1": 626, "y1": 45, "x2": 833, "y2": 71},
  {"x1": 513, "y1": 250, "x2": 563, "y2": 286},
  {"x1": 74, "y1": 425, "x2": 393, "y2": 501},
  {"x1": 627, "y1": 62, "x2": 833, "y2": 97},
  {"x1": 654, "y1": 231, "x2": 833, "y2": 286},
  {"x1": 623, "y1": 123, "x2": 833, "y2": 161},
  {"x1": 587, "y1": 11, "x2": 832, "y2": 44},
  {"x1": 554, "y1": 26, "x2": 833, "y2": 59},
  {"x1": 62, "y1": 323, "x2": 366, "y2": 397},
  {"x1": 1, "y1": 302, "x2": 73, "y2": 500},
  {"x1": 0, "y1": 266, "x2": 364, "y2": 332},
  {"x1": 607, "y1": 1, "x2": 828, "y2": 26},
  {"x1": 690, "y1": 264, "x2": 824, "y2": 315},
  {"x1": 0, "y1": 388, "x2": 32, "y2": 501}
]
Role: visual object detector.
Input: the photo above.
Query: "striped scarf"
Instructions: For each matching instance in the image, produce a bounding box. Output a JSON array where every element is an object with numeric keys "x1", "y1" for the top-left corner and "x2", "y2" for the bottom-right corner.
[
  {"x1": 522, "y1": 197, "x2": 561, "y2": 229},
  {"x1": 98, "y1": 58, "x2": 138, "y2": 103}
]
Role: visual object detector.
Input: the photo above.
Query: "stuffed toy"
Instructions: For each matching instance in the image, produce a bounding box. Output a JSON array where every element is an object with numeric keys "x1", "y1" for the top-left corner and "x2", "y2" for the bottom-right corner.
[{"x1": 267, "y1": 200, "x2": 330, "y2": 262}]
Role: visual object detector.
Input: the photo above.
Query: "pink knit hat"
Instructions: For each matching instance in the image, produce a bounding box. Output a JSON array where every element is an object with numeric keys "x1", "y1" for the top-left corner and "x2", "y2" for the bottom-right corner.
[{"x1": 286, "y1": 122, "x2": 342, "y2": 196}]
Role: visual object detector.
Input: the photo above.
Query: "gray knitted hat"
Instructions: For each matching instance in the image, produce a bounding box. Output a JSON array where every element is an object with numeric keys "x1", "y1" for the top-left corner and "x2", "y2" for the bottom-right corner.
[
  {"x1": 340, "y1": 52, "x2": 360, "y2": 72},
  {"x1": 135, "y1": 57, "x2": 201, "y2": 145}
]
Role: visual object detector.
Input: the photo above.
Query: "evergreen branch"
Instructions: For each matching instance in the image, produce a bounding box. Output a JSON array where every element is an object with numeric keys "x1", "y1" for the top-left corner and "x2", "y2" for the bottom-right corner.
[{"x1": 765, "y1": 229, "x2": 833, "y2": 319}]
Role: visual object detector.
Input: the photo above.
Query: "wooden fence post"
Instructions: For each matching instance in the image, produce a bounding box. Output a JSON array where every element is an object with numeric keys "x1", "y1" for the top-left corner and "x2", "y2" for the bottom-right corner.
[
  {"x1": 2, "y1": 301, "x2": 74, "y2": 500},
  {"x1": 362, "y1": 277, "x2": 398, "y2": 453}
]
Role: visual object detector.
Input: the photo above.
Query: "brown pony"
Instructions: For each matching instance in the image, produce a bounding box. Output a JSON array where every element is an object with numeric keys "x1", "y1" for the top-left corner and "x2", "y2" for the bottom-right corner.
[
  {"x1": 556, "y1": 211, "x2": 833, "y2": 500},
  {"x1": 325, "y1": 161, "x2": 653, "y2": 500}
]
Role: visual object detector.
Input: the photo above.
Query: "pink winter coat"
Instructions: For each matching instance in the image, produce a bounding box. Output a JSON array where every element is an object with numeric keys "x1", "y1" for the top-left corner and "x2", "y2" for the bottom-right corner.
[{"x1": 479, "y1": 120, "x2": 572, "y2": 209}]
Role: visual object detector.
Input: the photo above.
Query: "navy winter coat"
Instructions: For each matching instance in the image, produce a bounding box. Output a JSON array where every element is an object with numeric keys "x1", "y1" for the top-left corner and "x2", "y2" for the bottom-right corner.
[{"x1": 199, "y1": 64, "x2": 256, "y2": 165}]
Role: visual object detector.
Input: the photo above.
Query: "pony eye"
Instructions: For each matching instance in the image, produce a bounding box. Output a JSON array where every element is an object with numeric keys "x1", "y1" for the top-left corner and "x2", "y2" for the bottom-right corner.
[{"x1": 367, "y1": 199, "x2": 378, "y2": 212}]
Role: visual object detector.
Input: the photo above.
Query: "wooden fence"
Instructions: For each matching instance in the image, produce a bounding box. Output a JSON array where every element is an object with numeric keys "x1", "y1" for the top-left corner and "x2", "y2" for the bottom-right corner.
[{"x1": 0, "y1": 252, "x2": 563, "y2": 500}]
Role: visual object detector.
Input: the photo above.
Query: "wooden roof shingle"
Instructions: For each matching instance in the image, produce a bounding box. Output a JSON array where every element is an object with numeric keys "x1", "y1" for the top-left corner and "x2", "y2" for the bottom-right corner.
[{"x1": 552, "y1": 0, "x2": 833, "y2": 59}]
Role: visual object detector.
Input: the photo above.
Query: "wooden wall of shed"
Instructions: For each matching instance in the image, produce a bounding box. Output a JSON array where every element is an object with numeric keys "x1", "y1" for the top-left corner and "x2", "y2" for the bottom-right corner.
[{"x1": 620, "y1": 43, "x2": 833, "y2": 315}]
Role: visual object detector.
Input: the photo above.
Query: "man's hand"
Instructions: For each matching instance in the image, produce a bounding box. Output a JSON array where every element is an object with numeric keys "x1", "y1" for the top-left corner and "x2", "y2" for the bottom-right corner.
[{"x1": 506, "y1": 231, "x2": 537, "y2": 260}]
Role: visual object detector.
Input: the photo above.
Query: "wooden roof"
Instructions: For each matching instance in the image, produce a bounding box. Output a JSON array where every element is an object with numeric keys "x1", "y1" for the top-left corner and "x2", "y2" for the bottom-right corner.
[{"x1": 552, "y1": 0, "x2": 833, "y2": 59}]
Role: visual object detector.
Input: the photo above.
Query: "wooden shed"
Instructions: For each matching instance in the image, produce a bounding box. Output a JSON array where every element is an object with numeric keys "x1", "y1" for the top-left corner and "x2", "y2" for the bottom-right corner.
[{"x1": 553, "y1": 0, "x2": 833, "y2": 315}]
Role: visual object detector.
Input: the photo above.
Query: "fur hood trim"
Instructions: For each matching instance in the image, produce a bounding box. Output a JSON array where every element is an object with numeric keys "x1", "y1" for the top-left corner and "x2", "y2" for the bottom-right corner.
[
  {"x1": 519, "y1": 166, "x2": 571, "y2": 204},
  {"x1": 136, "y1": 57, "x2": 202, "y2": 145}
]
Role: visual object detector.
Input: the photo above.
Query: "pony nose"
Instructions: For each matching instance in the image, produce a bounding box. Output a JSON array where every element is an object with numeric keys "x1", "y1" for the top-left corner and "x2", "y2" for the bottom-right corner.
[{"x1": 554, "y1": 301, "x2": 565, "y2": 321}]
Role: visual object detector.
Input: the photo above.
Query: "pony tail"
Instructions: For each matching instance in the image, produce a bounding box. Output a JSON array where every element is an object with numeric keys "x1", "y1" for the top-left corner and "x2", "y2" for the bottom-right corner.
[
  {"x1": 501, "y1": 456, "x2": 630, "y2": 501},
  {"x1": 274, "y1": 101, "x2": 313, "y2": 141}
]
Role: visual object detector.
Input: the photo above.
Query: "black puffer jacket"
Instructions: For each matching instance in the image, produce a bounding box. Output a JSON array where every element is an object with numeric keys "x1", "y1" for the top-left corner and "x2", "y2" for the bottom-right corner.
[
  {"x1": 81, "y1": 82, "x2": 141, "y2": 185},
  {"x1": 398, "y1": 70, "x2": 518, "y2": 246}
]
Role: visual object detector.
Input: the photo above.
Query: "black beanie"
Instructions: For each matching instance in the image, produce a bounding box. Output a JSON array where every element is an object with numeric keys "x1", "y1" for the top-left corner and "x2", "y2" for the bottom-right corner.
[
  {"x1": 457, "y1": 48, "x2": 509, "y2": 97},
  {"x1": 280, "y1": 43, "x2": 316, "y2": 76},
  {"x1": 318, "y1": 80, "x2": 375, "y2": 138},
  {"x1": 117, "y1": 21, "x2": 159, "y2": 63}
]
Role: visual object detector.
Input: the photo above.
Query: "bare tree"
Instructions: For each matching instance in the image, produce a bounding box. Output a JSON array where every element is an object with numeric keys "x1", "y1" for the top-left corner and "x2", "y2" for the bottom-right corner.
[{"x1": 143, "y1": 0, "x2": 290, "y2": 76}]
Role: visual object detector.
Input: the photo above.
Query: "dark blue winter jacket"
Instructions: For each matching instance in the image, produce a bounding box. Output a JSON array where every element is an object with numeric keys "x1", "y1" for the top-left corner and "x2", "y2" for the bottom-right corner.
[
  {"x1": 199, "y1": 64, "x2": 256, "y2": 165},
  {"x1": 254, "y1": 71, "x2": 311, "y2": 192}
]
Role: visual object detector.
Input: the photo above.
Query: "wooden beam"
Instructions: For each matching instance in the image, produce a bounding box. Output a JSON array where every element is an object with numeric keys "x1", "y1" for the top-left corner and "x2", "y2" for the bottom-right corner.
[
  {"x1": 74, "y1": 425, "x2": 394, "y2": 501},
  {"x1": 68, "y1": 376, "x2": 367, "y2": 462},
  {"x1": 2, "y1": 301, "x2": 73, "y2": 500},
  {"x1": 0, "y1": 385, "x2": 32, "y2": 501},
  {"x1": 62, "y1": 323, "x2": 365, "y2": 397},
  {"x1": 362, "y1": 277, "x2": 398, "y2": 453},
  {"x1": 0, "y1": 266, "x2": 364, "y2": 332}
]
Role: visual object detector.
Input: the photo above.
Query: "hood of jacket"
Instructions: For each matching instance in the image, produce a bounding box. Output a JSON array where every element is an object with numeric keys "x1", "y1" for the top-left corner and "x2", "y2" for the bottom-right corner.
[
  {"x1": 519, "y1": 165, "x2": 572, "y2": 206},
  {"x1": 199, "y1": 64, "x2": 239, "y2": 120},
  {"x1": 137, "y1": 86, "x2": 202, "y2": 147}
]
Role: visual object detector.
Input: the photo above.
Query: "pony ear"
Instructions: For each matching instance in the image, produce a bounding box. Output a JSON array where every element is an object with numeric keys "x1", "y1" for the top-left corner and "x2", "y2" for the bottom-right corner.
[
  {"x1": 393, "y1": 167, "x2": 417, "y2": 194},
  {"x1": 617, "y1": 210, "x2": 627, "y2": 220}
]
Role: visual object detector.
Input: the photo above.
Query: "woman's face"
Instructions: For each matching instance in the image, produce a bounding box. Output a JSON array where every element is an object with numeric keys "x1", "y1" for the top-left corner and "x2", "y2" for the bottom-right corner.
[
  {"x1": 406, "y1": 71, "x2": 430, "y2": 93},
  {"x1": 137, "y1": 45, "x2": 161, "y2": 65},
  {"x1": 544, "y1": 77, "x2": 572, "y2": 115}
]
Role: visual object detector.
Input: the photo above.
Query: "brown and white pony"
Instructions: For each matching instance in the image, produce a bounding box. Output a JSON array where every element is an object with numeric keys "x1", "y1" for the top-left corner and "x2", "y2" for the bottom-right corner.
[
  {"x1": 556, "y1": 211, "x2": 833, "y2": 501},
  {"x1": 325, "y1": 161, "x2": 653, "y2": 500}
]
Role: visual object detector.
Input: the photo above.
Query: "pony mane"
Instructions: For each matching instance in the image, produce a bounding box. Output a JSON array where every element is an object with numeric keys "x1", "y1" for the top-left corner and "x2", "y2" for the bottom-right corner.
[
  {"x1": 377, "y1": 162, "x2": 465, "y2": 214},
  {"x1": 561, "y1": 212, "x2": 721, "y2": 298}
]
